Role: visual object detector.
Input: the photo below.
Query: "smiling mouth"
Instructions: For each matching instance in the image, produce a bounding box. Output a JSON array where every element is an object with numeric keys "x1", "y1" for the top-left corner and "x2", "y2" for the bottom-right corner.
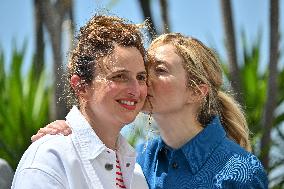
[{"x1": 117, "y1": 100, "x2": 138, "y2": 110}]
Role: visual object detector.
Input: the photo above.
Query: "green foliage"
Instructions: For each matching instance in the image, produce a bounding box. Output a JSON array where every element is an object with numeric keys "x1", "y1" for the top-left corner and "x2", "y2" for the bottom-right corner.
[
  {"x1": 222, "y1": 35, "x2": 284, "y2": 187},
  {"x1": 0, "y1": 45, "x2": 51, "y2": 170},
  {"x1": 239, "y1": 35, "x2": 268, "y2": 137},
  {"x1": 222, "y1": 35, "x2": 266, "y2": 144}
]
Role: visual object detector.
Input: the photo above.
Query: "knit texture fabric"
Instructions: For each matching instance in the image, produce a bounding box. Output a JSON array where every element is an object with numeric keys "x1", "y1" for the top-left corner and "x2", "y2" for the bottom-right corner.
[{"x1": 136, "y1": 117, "x2": 268, "y2": 189}]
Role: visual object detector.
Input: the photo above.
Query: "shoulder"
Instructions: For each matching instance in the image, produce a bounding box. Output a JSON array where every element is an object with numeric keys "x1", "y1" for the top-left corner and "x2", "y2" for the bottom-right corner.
[
  {"x1": 15, "y1": 135, "x2": 74, "y2": 177},
  {"x1": 12, "y1": 135, "x2": 74, "y2": 188},
  {"x1": 12, "y1": 168, "x2": 66, "y2": 189},
  {"x1": 24, "y1": 134, "x2": 73, "y2": 162}
]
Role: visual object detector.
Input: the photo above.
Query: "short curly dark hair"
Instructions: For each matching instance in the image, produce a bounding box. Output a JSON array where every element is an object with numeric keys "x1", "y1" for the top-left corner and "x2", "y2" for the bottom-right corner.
[{"x1": 67, "y1": 15, "x2": 147, "y2": 105}]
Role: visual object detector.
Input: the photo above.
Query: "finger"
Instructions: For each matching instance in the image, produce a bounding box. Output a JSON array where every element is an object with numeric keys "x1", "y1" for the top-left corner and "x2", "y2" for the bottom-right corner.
[
  {"x1": 47, "y1": 120, "x2": 68, "y2": 133},
  {"x1": 31, "y1": 132, "x2": 44, "y2": 143},
  {"x1": 57, "y1": 120, "x2": 71, "y2": 130},
  {"x1": 38, "y1": 127, "x2": 58, "y2": 135},
  {"x1": 55, "y1": 121, "x2": 72, "y2": 135},
  {"x1": 46, "y1": 121, "x2": 62, "y2": 129},
  {"x1": 63, "y1": 128, "x2": 72, "y2": 136}
]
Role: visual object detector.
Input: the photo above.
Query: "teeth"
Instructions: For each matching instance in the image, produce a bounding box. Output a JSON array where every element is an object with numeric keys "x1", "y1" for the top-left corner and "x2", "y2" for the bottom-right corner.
[{"x1": 120, "y1": 100, "x2": 135, "y2": 106}]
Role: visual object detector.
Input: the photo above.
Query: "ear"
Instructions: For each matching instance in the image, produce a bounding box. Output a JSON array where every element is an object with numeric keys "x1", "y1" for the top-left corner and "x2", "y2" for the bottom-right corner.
[
  {"x1": 70, "y1": 75, "x2": 86, "y2": 95},
  {"x1": 187, "y1": 84, "x2": 209, "y2": 103}
]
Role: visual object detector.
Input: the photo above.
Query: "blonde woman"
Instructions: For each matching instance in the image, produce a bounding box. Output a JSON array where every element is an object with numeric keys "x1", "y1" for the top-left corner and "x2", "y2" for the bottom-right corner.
[{"x1": 137, "y1": 33, "x2": 267, "y2": 189}]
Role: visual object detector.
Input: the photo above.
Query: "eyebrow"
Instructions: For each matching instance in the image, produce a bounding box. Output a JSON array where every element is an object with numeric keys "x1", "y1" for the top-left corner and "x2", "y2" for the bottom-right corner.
[
  {"x1": 112, "y1": 69, "x2": 147, "y2": 75},
  {"x1": 151, "y1": 59, "x2": 169, "y2": 66},
  {"x1": 112, "y1": 69, "x2": 128, "y2": 74},
  {"x1": 138, "y1": 71, "x2": 147, "y2": 75}
]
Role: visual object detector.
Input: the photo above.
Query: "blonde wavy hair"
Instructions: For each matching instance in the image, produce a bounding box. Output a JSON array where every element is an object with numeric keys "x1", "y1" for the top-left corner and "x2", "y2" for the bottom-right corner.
[{"x1": 150, "y1": 33, "x2": 251, "y2": 151}]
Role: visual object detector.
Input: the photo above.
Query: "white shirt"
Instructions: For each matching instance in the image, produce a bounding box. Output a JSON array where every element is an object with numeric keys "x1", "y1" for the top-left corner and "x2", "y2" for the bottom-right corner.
[{"x1": 12, "y1": 106, "x2": 148, "y2": 189}]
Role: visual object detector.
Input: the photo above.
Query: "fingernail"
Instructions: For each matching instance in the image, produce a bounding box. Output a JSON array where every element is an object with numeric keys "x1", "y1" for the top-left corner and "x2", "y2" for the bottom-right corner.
[
  {"x1": 51, "y1": 129, "x2": 57, "y2": 134},
  {"x1": 64, "y1": 129, "x2": 71, "y2": 135}
]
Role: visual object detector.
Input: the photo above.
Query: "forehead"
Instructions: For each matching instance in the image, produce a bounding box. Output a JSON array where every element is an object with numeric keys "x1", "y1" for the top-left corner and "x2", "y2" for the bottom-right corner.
[
  {"x1": 98, "y1": 46, "x2": 145, "y2": 73},
  {"x1": 148, "y1": 44, "x2": 183, "y2": 66}
]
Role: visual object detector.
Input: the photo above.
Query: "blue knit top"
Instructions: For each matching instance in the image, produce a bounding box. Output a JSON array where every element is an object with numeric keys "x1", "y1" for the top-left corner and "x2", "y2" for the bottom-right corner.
[{"x1": 136, "y1": 117, "x2": 268, "y2": 189}]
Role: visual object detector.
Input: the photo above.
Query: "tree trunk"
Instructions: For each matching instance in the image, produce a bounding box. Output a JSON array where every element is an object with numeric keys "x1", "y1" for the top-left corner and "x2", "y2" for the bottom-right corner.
[
  {"x1": 33, "y1": 0, "x2": 45, "y2": 78},
  {"x1": 220, "y1": 0, "x2": 242, "y2": 103},
  {"x1": 159, "y1": 0, "x2": 170, "y2": 33},
  {"x1": 260, "y1": 0, "x2": 279, "y2": 170},
  {"x1": 138, "y1": 0, "x2": 157, "y2": 39},
  {"x1": 50, "y1": 30, "x2": 66, "y2": 120},
  {"x1": 37, "y1": 0, "x2": 74, "y2": 120},
  {"x1": 67, "y1": 0, "x2": 75, "y2": 50}
]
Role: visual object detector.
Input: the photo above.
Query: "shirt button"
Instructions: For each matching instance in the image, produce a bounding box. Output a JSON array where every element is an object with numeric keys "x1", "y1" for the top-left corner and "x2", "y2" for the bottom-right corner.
[
  {"x1": 172, "y1": 162, "x2": 178, "y2": 169},
  {"x1": 163, "y1": 148, "x2": 168, "y2": 155},
  {"x1": 105, "y1": 163, "x2": 113, "y2": 171}
]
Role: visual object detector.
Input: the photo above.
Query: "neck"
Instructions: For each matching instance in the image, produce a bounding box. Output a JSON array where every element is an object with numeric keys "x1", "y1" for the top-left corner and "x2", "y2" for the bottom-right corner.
[
  {"x1": 81, "y1": 108, "x2": 122, "y2": 150},
  {"x1": 90, "y1": 118, "x2": 121, "y2": 150},
  {"x1": 154, "y1": 110, "x2": 203, "y2": 149}
]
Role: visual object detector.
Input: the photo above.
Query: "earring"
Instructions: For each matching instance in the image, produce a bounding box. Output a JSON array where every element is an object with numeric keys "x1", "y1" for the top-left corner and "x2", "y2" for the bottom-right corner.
[
  {"x1": 148, "y1": 111, "x2": 153, "y2": 128},
  {"x1": 143, "y1": 111, "x2": 153, "y2": 152}
]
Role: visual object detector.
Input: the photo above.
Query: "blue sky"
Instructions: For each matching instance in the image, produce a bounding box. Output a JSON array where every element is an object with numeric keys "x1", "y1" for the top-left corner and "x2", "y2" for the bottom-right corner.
[{"x1": 0, "y1": 0, "x2": 283, "y2": 72}]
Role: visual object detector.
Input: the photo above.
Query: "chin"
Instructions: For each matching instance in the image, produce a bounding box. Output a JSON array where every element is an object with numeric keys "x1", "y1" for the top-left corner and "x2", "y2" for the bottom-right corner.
[
  {"x1": 121, "y1": 117, "x2": 136, "y2": 125},
  {"x1": 122, "y1": 111, "x2": 139, "y2": 124}
]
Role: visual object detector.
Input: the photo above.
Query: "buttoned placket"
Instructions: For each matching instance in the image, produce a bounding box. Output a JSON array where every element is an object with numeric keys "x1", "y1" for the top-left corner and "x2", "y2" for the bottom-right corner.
[
  {"x1": 67, "y1": 106, "x2": 137, "y2": 189},
  {"x1": 116, "y1": 149, "x2": 136, "y2": 188},
  {"x1": 90, "y1": 148, "x2": 117, "y2": 188},
  {"x1": 168, "y1": 150, "x2": 179, "y2": 171}
]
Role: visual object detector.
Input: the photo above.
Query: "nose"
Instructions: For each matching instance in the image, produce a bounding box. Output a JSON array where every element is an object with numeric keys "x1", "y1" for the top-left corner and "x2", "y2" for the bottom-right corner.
[
  {"x1": 127, "y1": 79, "x2": 141, "y2": 97},
  {"x1": 146, "y1": 76, "x2": 152, "y2": 87}
]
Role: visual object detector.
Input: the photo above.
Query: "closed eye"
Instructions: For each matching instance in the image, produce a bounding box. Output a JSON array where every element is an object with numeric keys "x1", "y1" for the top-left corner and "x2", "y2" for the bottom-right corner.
[{"x1": 155, "y1": 66, "x2": 168, "y2": 74}]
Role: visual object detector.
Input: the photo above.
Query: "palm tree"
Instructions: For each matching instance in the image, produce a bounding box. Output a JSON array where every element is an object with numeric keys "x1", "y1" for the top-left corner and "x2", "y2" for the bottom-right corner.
[
  {"x1": 33, "y1": 0, "x2": 44, "y2": 78},
  {"x1": 159, "y1": 0, "x2": 170, "y2": 33},
  {"x1": 33, "y1": 0, "x2": 75, "y2": 120},
  {"x1": 260, "y1": 0, "x2": 280, "y2": 170},
  {"x1": 138, "y1": 0, "x2": 157, "y2": 39},
  {"x1": 220, "y1": 0, "x2": 242, "y2": 103}
]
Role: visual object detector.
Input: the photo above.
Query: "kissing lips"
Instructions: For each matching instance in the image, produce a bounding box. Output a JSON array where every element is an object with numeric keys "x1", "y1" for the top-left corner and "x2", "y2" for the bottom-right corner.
[{"x1": 117, "y1": 99, "x2": 138, "y2": 110}]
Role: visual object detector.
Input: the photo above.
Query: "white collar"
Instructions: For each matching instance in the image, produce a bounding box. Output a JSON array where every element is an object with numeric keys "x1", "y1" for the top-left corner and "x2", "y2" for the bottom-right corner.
[{"x1": 65, "y1": 106, "x2": 136, "y2": 159}]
